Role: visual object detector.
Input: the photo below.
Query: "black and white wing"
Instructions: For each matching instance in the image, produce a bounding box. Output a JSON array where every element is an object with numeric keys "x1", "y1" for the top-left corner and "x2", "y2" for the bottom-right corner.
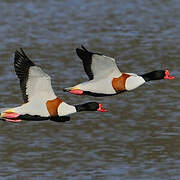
[
  {"x1": 14, "y1": 49, "x2": 56, "y2": 103},
  {"x1": 76, "y1": 45, "x2": 121, "y2": 80}
]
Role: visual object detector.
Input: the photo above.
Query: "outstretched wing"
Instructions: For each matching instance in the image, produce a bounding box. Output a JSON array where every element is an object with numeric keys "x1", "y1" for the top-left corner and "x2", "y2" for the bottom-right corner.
[
  {"x1": 76, "y1": 45, "x2": 121, "y2": 80},
  {"x1": 14, "y1": 49, "x2": 56, "y2": 103}
]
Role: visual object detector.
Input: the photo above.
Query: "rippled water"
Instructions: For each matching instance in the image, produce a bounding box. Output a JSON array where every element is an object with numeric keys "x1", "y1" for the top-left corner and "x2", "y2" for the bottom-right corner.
[{"x1": 0, "y1": 0, "x2": 179, "y2": 179}]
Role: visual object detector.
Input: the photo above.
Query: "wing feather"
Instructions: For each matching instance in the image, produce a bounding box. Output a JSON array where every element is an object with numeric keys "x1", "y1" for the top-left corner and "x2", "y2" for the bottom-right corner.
[
  {"x1": 76, "y1": 45, "x2": 121, "y2": 80},
  {"x1": 14, "y1": 49, "x2": 56, "y2": 103}
]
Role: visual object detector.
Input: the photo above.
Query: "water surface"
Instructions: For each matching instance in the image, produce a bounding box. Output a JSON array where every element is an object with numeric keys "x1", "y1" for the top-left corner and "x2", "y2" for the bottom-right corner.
[{"x1": 0, "y1": 0, "x2": 179, "y2": 179}]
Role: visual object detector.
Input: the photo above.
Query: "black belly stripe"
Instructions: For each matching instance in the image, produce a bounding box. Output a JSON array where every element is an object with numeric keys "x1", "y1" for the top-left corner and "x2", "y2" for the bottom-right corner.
[
  {"x1": 18, "y1": 114, "x2": 70, "y2": 122},
  {"x1": 83, "y1": 90, "x2": 126, "y2": 97},
  {"x1": 50, "y1": 115, "x2": 70, "y2": 122},
  {"x1": 18, "y1": 114, "x2": 49, "y2": 121}
]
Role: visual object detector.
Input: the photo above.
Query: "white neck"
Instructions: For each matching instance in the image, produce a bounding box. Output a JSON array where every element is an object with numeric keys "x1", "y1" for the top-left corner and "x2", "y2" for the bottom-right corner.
[
  {"x1": 58, "y1": 102, "x2": 76, "y2": 116},
  {"x1": 125, "y1": 75, "x2": 145, "y2": 91}
]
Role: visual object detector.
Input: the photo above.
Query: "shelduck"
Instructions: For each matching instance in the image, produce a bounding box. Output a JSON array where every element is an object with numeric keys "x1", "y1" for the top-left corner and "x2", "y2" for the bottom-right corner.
[
  {"x1": 64, "y1": 45, "x2": 175, "y2": 96},
  {"x1": 0, "y1": 49, "x2": 107, "y2": 123}
]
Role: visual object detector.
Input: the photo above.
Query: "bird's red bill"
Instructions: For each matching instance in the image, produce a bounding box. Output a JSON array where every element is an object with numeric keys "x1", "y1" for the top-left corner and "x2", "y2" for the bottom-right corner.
[
  {"x1": 164, "y1": 70, "x2": 175, "y2": 80},
  {"x1": 97, "y1": 104, "x2": 108, "y2": 112}
]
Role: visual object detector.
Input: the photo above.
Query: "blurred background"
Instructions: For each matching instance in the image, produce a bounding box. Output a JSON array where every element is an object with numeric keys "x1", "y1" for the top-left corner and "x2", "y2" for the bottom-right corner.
[{"x1": 0, "y1": 0, "x2": 179, "y2": 179}]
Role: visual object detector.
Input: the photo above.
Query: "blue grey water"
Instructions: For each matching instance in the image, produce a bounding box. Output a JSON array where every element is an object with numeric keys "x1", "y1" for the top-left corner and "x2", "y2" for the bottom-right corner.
[{"x1": 0, "y1": 0, "x2": 179, "y2": 179}]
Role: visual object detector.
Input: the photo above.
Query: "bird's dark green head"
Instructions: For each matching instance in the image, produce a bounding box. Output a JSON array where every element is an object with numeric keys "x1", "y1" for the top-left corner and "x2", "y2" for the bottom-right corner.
[{"x1": 75, "y1": 102, "x2": 107, "y2": 112}]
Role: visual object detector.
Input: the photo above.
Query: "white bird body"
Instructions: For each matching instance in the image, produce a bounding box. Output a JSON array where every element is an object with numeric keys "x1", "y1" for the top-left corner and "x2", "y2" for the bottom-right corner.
[
  {"x1": 73, "y1": 75, "x2": 117, "y2": 95},
  {"x1": 64, "y1": 46, "x2": 174, "y2": 96},
  {"x1": 1, "y1": 49, "x2": 107, "y2": 123}
]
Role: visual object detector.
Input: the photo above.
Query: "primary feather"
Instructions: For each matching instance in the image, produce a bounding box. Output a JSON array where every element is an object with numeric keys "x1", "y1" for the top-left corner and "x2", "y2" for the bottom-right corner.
[
  {"x1": 14, "y1": 49, "x2": 56, "y2": 103},
  {"x1": 76, "y1": 45, "x2": 121, "y2": 80}
]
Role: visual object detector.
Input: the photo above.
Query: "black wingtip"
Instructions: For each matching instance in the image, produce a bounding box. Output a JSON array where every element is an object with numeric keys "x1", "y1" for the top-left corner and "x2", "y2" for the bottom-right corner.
[
  {"x1": 14, "y1": 49, "x2": 22, "y2": 63},
  {"x1": 76, "y1": 47, "x2": 93, "y2": 60},
  {"x1": 75, "y1": 48, "x2": 81, "y2": 53},
  {"x1": 14, "y1": 48, "x2": 35, "y2": 67},
  {"x1": 78, "y1": 45, "x2": 103, "y2": 56},
  {"x1": 15, "y1": 49, "x2": 21, "y2": 57},
  {"x1": 14, "y1": 48, "x2": 24, "y2": 60},
  {"x1": 14, "y1": 48, "x2": 35, "y2": 103},
  {"x1": 76, "y1": 45, "x2": 90, "y2": 55},
  {"x1": 81, "y1": 45, "x2": 88, "y2": 51},
  {"x1": 20, "y1": 48, "x2": 29, "y2": 58},
  {"x1": 15, "y1": 48, "x2": 24, "y2": 55},
  {"x1": 20, "y1": 48, "x2": 25, "y2": 55},
  {"x1": 75, "y1": 45, "x2": 88, "y2": 55}
]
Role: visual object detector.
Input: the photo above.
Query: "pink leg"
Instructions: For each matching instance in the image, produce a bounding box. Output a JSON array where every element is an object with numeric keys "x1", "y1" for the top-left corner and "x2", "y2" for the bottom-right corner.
[
  {"x1": 3, "y1": 112, "x2": 22, "y2": 123},
  {"x1": 5, "y1": 119, "x2": 22, "y2": 123},
  {"x1": 69, "y1": 89, "x2": 84, "y2": 95}
]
